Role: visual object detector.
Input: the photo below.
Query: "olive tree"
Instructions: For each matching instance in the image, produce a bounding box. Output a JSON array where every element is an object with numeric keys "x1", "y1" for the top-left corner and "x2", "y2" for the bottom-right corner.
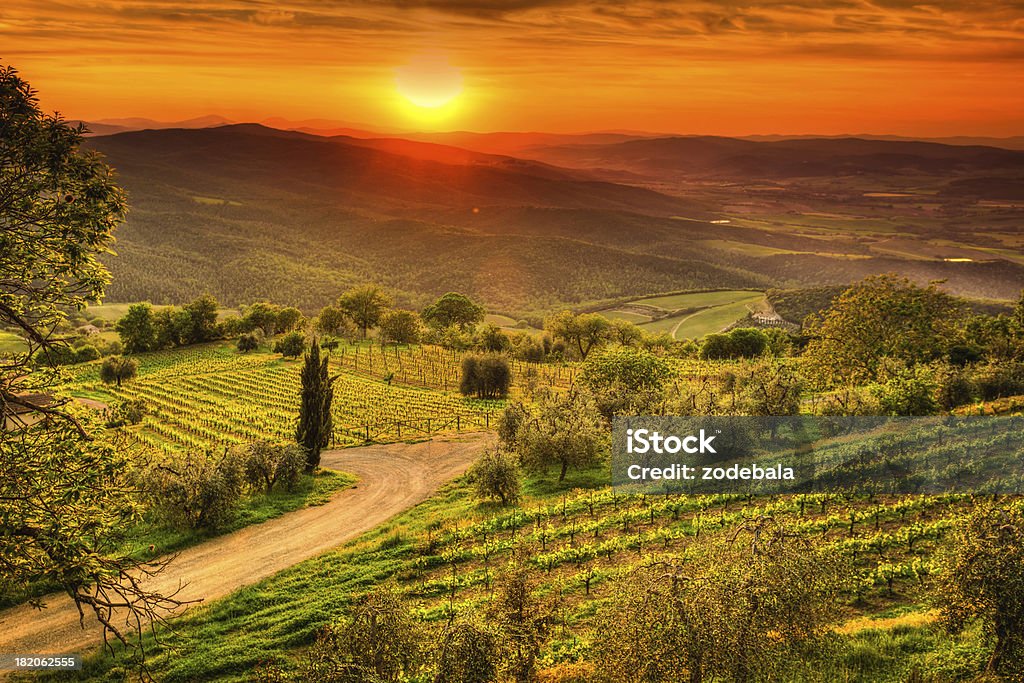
[
  {"x1": 594, "y1": 518, "x2": 847, "y2": 683},
  {"x1": 99, "y1": 355, "x2": 138, "y2": 387},
  {"x1": 935, "y1": 504, "x2": 1024, "y2": 678},
  {"x1": 468, "y1": 448, "x2": 521, "y2": 506}
]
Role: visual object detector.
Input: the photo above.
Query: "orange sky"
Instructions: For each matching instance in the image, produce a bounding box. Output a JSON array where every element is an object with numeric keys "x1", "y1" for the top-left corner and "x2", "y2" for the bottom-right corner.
[{"x1": 2, "y1": 1, "x2": 1022, "y2": 136}]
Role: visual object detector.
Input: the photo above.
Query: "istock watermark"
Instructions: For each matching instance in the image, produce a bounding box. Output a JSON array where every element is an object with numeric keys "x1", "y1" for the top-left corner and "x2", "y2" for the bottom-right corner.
[{"x1": 612, "y1": 415, "x2": 1024, "y2": 495}]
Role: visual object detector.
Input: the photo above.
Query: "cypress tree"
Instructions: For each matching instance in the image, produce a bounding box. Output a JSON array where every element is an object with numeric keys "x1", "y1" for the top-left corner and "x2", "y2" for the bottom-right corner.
[{"x1": 296, "y1": 336, "x2": 334, "y2": 471}]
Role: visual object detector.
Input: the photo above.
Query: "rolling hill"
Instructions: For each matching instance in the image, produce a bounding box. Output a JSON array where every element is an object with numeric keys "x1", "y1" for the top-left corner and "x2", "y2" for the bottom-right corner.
[{"x1": 82, "y1": 125, "x2": 1024, "y2": 315}]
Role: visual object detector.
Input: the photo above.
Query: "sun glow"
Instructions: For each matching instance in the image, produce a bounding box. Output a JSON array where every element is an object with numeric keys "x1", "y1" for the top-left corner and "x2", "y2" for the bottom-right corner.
[{"x1": 394, "y1": 56, "x2": 463, "y2": 109}]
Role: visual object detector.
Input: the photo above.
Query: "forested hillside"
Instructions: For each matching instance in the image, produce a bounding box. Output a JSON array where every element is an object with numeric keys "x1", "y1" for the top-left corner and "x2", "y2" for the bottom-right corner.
[{"x1": 84, "y1": 126, "x2": 1024, "y2": 316}]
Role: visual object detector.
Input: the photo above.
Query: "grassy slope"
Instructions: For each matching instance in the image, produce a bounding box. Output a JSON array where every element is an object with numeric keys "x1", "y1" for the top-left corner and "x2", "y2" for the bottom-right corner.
[{"x1": 63, "y1": 457, "x2": 978, "y2": 682}]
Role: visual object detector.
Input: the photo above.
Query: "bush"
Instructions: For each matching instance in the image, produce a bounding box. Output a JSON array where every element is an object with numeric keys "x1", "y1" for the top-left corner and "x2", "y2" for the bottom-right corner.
[
  {"x1": 870, "y1": 363, "x2": 939, "y2": 416},
  {"x1": 241, "y1": 441, "x2": 305, "y2": 493},
  {"x1": 237, "y1": 332, "x2": 259, "y2": 352},
  {"x1": 274, "y1": 331, "x2": 305, "y2": 358},
  {"x1": 147, "y1": 450, "x2": 245, "y2": 530},
  {"x1": 469, "y1": 448, "x2": 521, "y2": 506},
  {"x1": 971, "y1": 361, "x2": 1024, "y2": 401},
  {"x1": 302, "y1": 588, "x2": 422, "y2": 683},
  {"x1": 700, "y1": 327, "x2": 768, "y2": 360},
  {"x1": 105, "y1": 398, "x2": 146, "y2": 428},
  {"x1": 460, "y1": 354, "x2": 512, "y2": 399},
  {"x1": 434, "y1": 618, "x2": 501, "y2": 683}
]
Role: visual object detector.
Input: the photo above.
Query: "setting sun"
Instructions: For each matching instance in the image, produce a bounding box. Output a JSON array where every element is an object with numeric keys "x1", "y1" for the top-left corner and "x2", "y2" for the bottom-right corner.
[{"x1": 394, "y1": 56, "x2": 463, "y2": 109}]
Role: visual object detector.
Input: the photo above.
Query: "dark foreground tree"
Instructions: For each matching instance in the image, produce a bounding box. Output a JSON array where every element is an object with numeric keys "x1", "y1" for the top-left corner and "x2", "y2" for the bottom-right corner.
[
  {"x1": 935, "y1": 504, "x2": 1024, "y2": 678},
  {"x1": 296, "y1": 338, "x2": 335, "y2": 471},
  {"x1": 460, "y1": 354, "x2": 512, "y2": 399},
  {"x1": 0, "y1": 63, "x2": 186, "y2": 661}
]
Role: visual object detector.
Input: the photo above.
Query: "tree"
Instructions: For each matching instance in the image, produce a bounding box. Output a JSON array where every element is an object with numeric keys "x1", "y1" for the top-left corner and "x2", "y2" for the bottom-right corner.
[
  {"x1": 296, "y1": 338, "x2": 335, "y2": 471},
  {"x1": 804, "y1": 275, "x2": 963, "y2": 387},
  {"x1": 460, "y1": 354, "x2": 512, "y2": 400},
  {"x1": 0, "y1": 61, "x2": 183, "y2": 658},
  {"x1": 737, "y1": 359, "x2": 804, "y2": 416},
  {"x1": 423, "y1": 292, "x2": 485, "y2": 330},
  {"x1": 304, "y1": 588, "x2": 422, "y2": 683},
  {"x1": 594, "y1": 519, "x2": 846, "y2": 683},
  {"x1": 274, "y1": 306, "x2": 303, "y2": 334},
  {"x1": 935, "y1": 504, "x2": 1024, "y2": 678},
  {"x1": 434, "y1": 618, "x2": 500, "y2": 683},
  {"x1": 506, "y1": 388, "x2": 605, "y2": 482},
  {"x1": 379, "y1": 309, "x2": 421, "y2": 345},
  {"x1": 339, "y1": 285, "x2": 391, "y2": 338},
  {"x1": 581, "y1": 346, "x2": 672, "y2": 419},
  {"x1": 115, "y1": 303, "x2": 156, "y2": 353},
  {"x1": 468, "y1": 448, "x2": 521, "y2": 506},
  {"x1": 147, "y1": 449, "x2": 245, "y2": 530},
  {"x1": 489, "y1": 562, "x2": 552, "y2": 683},
  {"x1": 476, "y1": 323, "x2": 509, "y2": 352},
  {"x1": 316, "y1": 305, "x2": 351, "y2": 337},
  {"x1": 274, "y1": 330, "x2": 305, "y2": 358},
  {"x1": 183, "y1": 293, "x2": 220, "y2": 344},
  {"x1": 545, "y1": 311, "x2": 610, "y2": 359},
  {"x1": 609, "y1": 318, "x2": 644, "y2": 347},
  {"x1": 242, "y1": 301, "x2": 280, "y2": 336},
  {"x1": 237, "y1": 332, "x2": 259, "y2": 352},
  {"x1": 99, "y1": 355, "x2": 138, "y2": 387},
  {"x1": 240, "y1": 441, "x2": 305, "y2": 493}
]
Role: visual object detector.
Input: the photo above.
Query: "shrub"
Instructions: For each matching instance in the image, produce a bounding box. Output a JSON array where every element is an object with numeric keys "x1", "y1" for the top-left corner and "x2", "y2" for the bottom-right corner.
[
  {"x1": 237, "y1": 332, "x2": 259, "y2": 352},
  {"x1": 105, "y1": 398, "x2": 146, "y2": 428},
  {"x1": 469, "y1": 448, "x2": 521, "y2": 506},
  {"x1": 274, "y1": 331, "x2": 305, "y2": 358},
  {"x1": 935, "y1": 504, "x2": 1024, "y2": 678},
  {"x1": 434, "y1": 618, "x2": 501, "y2": 683},
  {"x1": 302, "y1": 588, "x2": 421, "y2": 682},
  {"x1": 870, "y1": 363, "x2": 939, "y2": 416}
]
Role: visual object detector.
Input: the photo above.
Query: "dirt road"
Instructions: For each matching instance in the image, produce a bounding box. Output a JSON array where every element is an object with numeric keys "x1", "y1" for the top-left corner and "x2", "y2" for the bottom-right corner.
[{"x1": 0, "y1": 433, "x2": 492, "y2": 662}]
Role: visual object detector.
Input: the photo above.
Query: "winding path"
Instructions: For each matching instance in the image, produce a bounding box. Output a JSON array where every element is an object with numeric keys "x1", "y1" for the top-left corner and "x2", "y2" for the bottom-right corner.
[{"x1": 0, "y1": 433, "x2": 493, "y2": 663}]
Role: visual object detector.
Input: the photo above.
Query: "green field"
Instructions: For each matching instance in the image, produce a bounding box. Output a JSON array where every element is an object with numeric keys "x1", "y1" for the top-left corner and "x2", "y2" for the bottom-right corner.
[
  {"x1": 0, "y1": 330, "x2": 26, "y2": 353},
  {"x1": 595, "y1": 290, "x2": 766, "y2": 340},
  {"x1": 631, "y1": 289, "x2": 761, "y2": 311}
]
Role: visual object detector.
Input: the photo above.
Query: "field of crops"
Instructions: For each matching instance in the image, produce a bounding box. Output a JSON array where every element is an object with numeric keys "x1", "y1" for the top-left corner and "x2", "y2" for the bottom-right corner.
[
  {"x1": 64, "y1": 342, "x2": 503, "y2": 454},
  {"x1": 109, "y1": 461, "x2": 984, "y2": 682},
  {"x1": 591, "y1": 289, "x2": 766, "y2": 340}
]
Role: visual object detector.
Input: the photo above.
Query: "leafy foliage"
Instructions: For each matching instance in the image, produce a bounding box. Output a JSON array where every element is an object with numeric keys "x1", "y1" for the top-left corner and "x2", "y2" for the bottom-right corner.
[
  {"x1": 935, "y1": 503, "x2": 1024, "y2": 678},
  {"x1": 469, "y1": 448, "x2": 521, "y2": 506},
  {"x1": 804, "y1": 276, "x2": 964, "y2": 387},
  {"x1": 460, "y1": 354, "x2": 512, "y2": 400}
]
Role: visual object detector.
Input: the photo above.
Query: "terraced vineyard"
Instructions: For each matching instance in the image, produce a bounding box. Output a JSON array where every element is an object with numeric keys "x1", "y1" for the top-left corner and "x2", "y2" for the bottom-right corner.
[
  {"x1": 63, "y1": 343, "x2": 503, "y2": 454},
  {"x1": 331, "y1": 342, "x2": 579, "y2": 392},
  {"x1": 380, "y1": 489, "x2": 969, "y2": 623}
]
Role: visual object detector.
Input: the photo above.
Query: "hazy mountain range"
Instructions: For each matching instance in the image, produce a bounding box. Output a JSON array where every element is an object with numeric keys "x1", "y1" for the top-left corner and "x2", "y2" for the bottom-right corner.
[{"x1": 80, "y1": 121, "x2": 1024, "y2": 316}]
